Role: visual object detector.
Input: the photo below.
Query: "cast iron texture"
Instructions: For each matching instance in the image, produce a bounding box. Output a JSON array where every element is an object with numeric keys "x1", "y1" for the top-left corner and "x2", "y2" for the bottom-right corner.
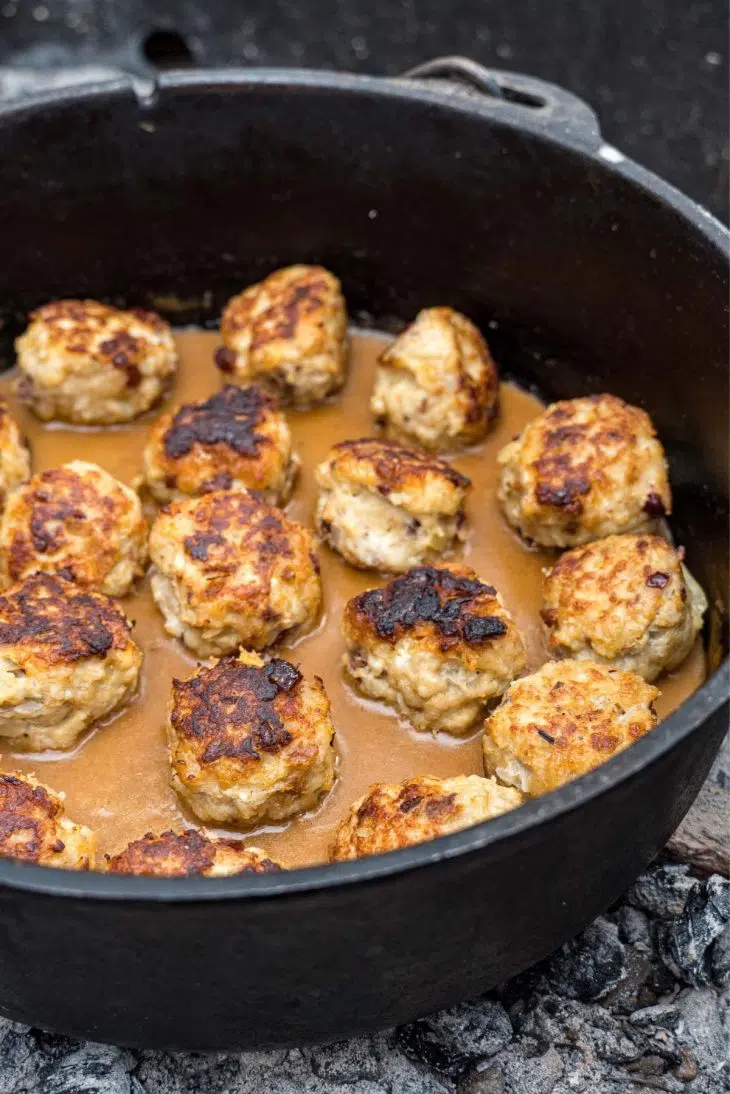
[
  {"x1": 0, "y1": 66, "x2": 726, "y2": 1050},
  {"x1": 0, "y1": 0, "x2": 727, "y2": 219}
]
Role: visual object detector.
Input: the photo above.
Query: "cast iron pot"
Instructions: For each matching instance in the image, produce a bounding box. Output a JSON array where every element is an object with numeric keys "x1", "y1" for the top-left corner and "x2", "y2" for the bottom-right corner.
[{"x1": 0, "y1": 58, "x2": 727, "y2": 1051}]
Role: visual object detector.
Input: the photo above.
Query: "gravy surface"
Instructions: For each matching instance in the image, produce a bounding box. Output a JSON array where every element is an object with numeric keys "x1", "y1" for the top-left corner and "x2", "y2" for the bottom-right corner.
[{"x1": 0, "y1": 331, "x2": 705, "y2": 867}]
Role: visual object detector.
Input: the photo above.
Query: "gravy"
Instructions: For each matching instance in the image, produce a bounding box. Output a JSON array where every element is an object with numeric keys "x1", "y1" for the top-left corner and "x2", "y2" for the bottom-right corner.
[{"x1": 0, "y1": 330, "x2": 705, "y2": 867}]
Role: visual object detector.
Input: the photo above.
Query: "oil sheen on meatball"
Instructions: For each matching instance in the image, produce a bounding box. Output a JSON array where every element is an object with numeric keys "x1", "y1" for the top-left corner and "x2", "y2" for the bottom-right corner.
[
  {"x1": 149, "y1": 488, "x2": 321, "y2": 657},
  {"x1": 15, "y1": 299, "x2": 177, "y2": 425},
  {"x1": 315, "y1": 438, "x2": 471, "y2": 572},
  {"x1": 497, "y1": 394, "x2": 671, "y2": 547},
  {"x1": 105, "y1": 829, "x2": 284, "y2": 877},
  {"x1": 0, "y1": 460, "x2": 148, "y2": 597},
  {"x1": 216, "y1": 265, "x2": 348, "y2": 408},
  {"x1": 482, "y1": 659, "x2": 659, "y2": 797},
  {"x1": 330, "y1": 774, "x2": 523, "y2": 861},
  {"x1": 0, "y1": 572, "x2": 142, "y2": 750},
  {"x1": 343, "y1": 565, "x2": 526, "y2": 735},
  {"x1": 371, "y1": 307, "x2": 499, "y2": 450},
  {"x1": 0, "y1": 399, "x2": 30, "y2": 515},
  {"x1": 167, "y1": 649, "x2": 337, "y2": 827},
  {"x1": 0, "y1": 772, "x2": 96, "y2": 868},
  {"x1": 141, "y1": 384, "x2": 299, "y2": 505},
  {"x1": 542, "y1": 534, "x2": 707, "y2": 682}
]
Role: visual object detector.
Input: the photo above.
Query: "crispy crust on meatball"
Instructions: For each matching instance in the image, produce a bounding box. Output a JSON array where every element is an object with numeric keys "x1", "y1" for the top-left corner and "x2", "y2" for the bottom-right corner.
[
  {"x1": 371, "y1": 307, "x2": 499, "y2": 450},
  {"x1": 105, "y1": 829, "x2": 284, "y2": 877},
  {"x1": 482, "y1": 659, "x2": 659, "y2": 797},
  {"x1": 141, "y1": 384, "x2": 299, "y2": 505},
  {"x1": 0, "y1": 573, "x2": 142, "y2": 750},
  {"x1": 330, "y1": 774, "x2": 523, "y2": 861},
  {"x1": 0, "y1": 772, "x2": 96, "y2": 868},
  {"x1": 167, "y1": 649, "x2": 337, "y2": 827},
  {"x1": 542, "y1": 534, "x2": 707, "y2": 682},
  {"x1": 497, "y1": 394, "x2": 671, "y2": 547},
  {"x1": 217, "y1": 265, "x2": 348, "y2": 408},
  {"x1": 0, "y1": 400, "x2": 30, "y2": 514},
  {"x1": 15, "y1": 299, "x2": 177, "y2": 425},
  {"x1": 315, "y1": 438, "x2": 471, "y2": 572},
  {"x1": 343, "y1": 565, "x2": 526, "y2": 734},
  {"x1": 149, "y1": 489, "x2": 321, "y2": 657},
  {"x1": 0, "y1": 460, "x2": 148, "y2": 597}
]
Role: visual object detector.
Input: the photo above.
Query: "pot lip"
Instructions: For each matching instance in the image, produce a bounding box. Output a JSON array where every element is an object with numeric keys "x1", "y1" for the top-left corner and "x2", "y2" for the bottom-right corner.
[
  {"x1": 1, "y1": 65, "x2": 728, "y2": 249},
  {"x1": 0, "y1": 65, "x2": 726, "y2": 903}
]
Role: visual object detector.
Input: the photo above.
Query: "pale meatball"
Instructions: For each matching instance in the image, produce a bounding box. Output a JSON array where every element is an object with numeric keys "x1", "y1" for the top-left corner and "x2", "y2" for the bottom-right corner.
[
  {"x1": 371, "y1": 307, "x2": 499, "y2": 450},
  {"x1": 542, "y1": 534, "x2": 707, "y2": 682},
  {"x1": 0, "y1": 461, "x2": 148, "y2": 597},
  {"x1": 105, "y1": 829, "x2": 283, "y2": 877},
  {"x1": 0, "y1": 772, "x2": 96, "y2": 868},
  {"x1": 0, "y1": 399, "x2": 30, "y2": 514},
  {"x1": 330, "y1": 774, "x2": 523, "y2": 861},
  {"x1": 167, "y1": 650, "x2": 336, "y2": 827},
  {"x1": 15, "y1": 299, "x2": 177, "y2": 425},
  {"x1": 149, "y1": 489, "x2": 321, "y2": 657},
  {"x1": 141, "y1": 384, "x2": 299, "y2": 505},
  {"x1": 343, "y1": 565, "x2": 526, "y2": 735},
  {"x1": 0, "y1": 573, "x2": 142, "y2": 750},
  {"x1": 497, "y1": 394, "x2": 671, "y2": 547},
  {"x1": 216, "y1": 265, "x2": 348, "y2": 408},
  {"x1": 482, "y1": 659, "x2": 659, "y2": 797},
  {"x1": 315, "y1": 438, "x2": 470, "y2": 572}
]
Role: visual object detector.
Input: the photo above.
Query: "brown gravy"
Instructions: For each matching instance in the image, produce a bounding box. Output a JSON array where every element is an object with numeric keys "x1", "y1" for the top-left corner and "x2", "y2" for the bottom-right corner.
[{"x1": 0, "y1": 330, "x2": 705, "y2": 867}]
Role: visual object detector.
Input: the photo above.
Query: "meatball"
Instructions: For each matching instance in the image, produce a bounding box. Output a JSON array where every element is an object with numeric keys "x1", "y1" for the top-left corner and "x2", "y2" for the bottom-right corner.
[
  {"x1": 141, "y1": 384, "x2": 299, "y2": 505},
  {"x1": 330, "y1": 774, "x2": 523, "y2": 861},
  {"x1": 149, "y1": 489, "x2": 321, "y2": 657},
  {"x1": 0, "y1": 460, "x2": 148, "y2": 597},
  {"x1": 15, "y1": 299, "x2": 177, "y2": 425},
  {"x1": 482, "y1": 659, "x2": 659, "y2": 797},
  {"x1": 542, "y1": 534, "x2": 707, "y2": 682},
  {"x1": 0, "y1": 399, "x2": 30, "y2": 514},
  {"x1": 0, "y1": 772, "x2": 96, "y2": 868},
  {"x1": 217, "y1": 265, "x2": 348, "y2": 408},
  {"x1": 371, "y1": 307, "x2": 499, "y2": 450},
  {"x1": 0, "y1": 572, "x2": 142, "y2": 750},
  {"x1": 343, "y1": 565, "x2": 526, "y2": 735},
  {"x1": 315, "y1": 438, "x2": 470, "y2": 572},
  {"x1": 105, "y1": 829, "x2": 283, "y2": 877},
  {"x1": 497, "y1": 394, "x2": 671, "y2": 547},
  {"x1": 167, "y1": 649, "x2": 337, "y2": 827}
]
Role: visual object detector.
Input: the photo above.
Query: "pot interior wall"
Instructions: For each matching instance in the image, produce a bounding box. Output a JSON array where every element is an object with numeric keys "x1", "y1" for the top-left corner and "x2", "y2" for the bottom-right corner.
[{"x1": 0, "y1": 76, "x2": 727, "y2": 653}]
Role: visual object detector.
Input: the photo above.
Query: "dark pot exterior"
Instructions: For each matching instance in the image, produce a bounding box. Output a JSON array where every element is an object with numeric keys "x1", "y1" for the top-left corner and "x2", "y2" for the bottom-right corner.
[{"x1": 0, "y1": 64, "x2": 726, "y2": 1050}]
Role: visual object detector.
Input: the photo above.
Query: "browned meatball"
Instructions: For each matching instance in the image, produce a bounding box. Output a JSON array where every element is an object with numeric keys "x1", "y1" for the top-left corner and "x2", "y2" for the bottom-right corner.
[
  {"x1": 142, "y1": 384, "x2": 299, "y2": 505},
  {"x1": 105, "y1": 829, "x2": 283, "y2": 877},
  {"x1": 0, "y1": 772, "x2": 96, "y2": 868},
  {"x1": 371, "y1": 307, "x2": 499, "y2": 450},
  {"x1": 497, "y1": 394, "x2": 671, "y2": 547},
  {"x1": 149, "y1": 489, "x2": 321, "y2": 657},
  {"x1": 0, "y1": 572, "x2": 142, "y2": 751},
  {"x1": 331, "y1": 775, "x2": 523, "y2": 861},
  {"x1": 15, "y1": 299, "x2": 177, "y2": 424},
  {"x1": 217, "y1": 265, "x2": 348, "y2": 407},
  {"x1": 483, "y1": 659, "x2": 659, "y2": 797},
  {"x1": 315, "y1": 438, "x2": 470, "y2": 572},
  {"x1": 542, "y1": 534, "x2": 707, "y2": 681},
  {"x1": 0, "y1": 399, "x2": 30, "y2": 514},
  {"x1": 342, "y1": 565, "x2": 526, "y2": 734},
  {"x1": 167, "y1": 649, "x2": 337, "y2": 827},
  {"x1": 0, "y1": 461, "x2": 148, "y2": 597}
]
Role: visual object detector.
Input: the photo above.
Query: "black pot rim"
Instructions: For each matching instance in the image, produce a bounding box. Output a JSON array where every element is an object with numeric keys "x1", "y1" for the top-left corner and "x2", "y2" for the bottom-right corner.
[{"x1": 0, "y1": 66, "x2": 727, "y2": 903}]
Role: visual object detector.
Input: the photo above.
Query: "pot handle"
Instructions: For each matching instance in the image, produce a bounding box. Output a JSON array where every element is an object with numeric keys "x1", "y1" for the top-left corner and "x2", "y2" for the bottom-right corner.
[{"x1": 399, "y1": 56, "x2": 602, "y2": 148}]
